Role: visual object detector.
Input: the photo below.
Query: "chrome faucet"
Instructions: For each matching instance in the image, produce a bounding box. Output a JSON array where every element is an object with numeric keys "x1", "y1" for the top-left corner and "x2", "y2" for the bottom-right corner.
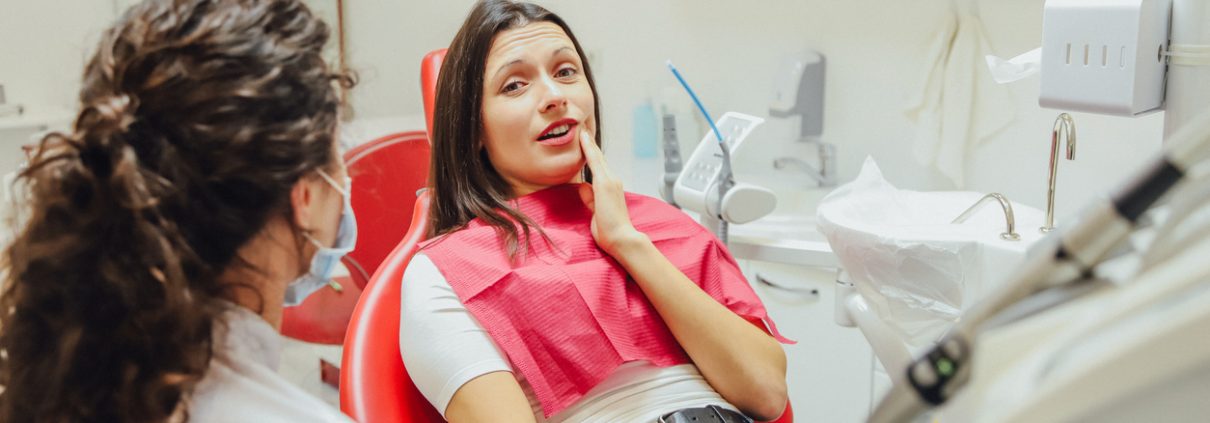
[
  {"x1": 952, "y1": 193, "x2": 1020, "y2": 241},
  {"x1": 773, "y1": 141, "x2": 837, "y2": 187},
  {"x1": 1041, "y1": 113, "x2": 1076, "y2": 233}
]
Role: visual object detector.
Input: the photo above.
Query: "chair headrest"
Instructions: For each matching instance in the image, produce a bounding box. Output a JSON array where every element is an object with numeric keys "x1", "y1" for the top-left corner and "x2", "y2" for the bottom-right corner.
[{"x1": 420, "y1": 48, "x2": 447, "y2": 143}]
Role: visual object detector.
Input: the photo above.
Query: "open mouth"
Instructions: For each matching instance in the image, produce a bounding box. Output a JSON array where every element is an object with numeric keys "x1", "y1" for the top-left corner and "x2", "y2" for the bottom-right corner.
[{"x1": 537, "y1": 119, "x2": 578, "y2": 145}]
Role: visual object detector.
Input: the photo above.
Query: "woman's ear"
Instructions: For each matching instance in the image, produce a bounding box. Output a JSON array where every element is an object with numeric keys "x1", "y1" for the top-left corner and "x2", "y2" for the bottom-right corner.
[{"x1": 290, "y1": 178, "x2": 316, "y2": 230}]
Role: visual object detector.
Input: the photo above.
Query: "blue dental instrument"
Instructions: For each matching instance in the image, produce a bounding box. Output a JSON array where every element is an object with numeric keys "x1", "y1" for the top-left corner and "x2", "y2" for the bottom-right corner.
[{"x1": 667, "y1": 61, "x2": 724, "y2": 144}]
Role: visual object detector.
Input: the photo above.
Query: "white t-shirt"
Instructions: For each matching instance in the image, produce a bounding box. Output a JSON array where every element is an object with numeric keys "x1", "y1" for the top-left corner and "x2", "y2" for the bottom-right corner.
[
  {"x1": 188, "y1": 304, "x2": 352, "y2": 422},
  {"x1": 399, "y1": 254, "x2": 741, "y2": 423}
]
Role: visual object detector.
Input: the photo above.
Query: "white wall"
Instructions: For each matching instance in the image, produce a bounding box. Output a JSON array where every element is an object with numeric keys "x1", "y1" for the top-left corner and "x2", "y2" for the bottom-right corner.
[
  {"x1": 0, "y1": 0, "x2": 117, "y2": 114},
  {"x1": 344, "y1": 0, "x2": 1163, "y2": 221},
  {"x1": 2, "y1": 0, "x2": 1168, "y2": 217}
]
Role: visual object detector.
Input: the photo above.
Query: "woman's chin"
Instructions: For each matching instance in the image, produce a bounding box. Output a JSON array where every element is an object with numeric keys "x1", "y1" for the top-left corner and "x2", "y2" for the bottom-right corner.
[
  {"x1": 528, "y1": 168, "x2": 582, "y2": 188},
  {"x1": 538, "y1": 157, "x2": 585, "y2": 181}
]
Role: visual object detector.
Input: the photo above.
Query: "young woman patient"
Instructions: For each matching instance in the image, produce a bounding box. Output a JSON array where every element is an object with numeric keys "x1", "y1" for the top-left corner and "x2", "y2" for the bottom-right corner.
[{"x1": 400, "y1": 1, "x2": 791, "y2": 422}]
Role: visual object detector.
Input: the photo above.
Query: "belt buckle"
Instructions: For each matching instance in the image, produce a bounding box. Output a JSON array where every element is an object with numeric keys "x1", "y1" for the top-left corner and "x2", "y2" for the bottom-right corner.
[{"x1": 657, "y1": 405, "x2": 744, "y2": 423}]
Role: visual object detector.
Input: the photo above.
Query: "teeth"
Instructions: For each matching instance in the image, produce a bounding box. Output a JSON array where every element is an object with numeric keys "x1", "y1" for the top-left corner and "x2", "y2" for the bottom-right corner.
[{"x1": 547, "y1": 124, "x2": 569, "y2": 136}]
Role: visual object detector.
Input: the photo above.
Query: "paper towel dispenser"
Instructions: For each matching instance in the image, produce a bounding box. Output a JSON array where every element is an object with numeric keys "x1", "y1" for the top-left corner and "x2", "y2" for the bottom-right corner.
[{"x1": 770, "y1": 51, "x2": 826, "y2": 141}]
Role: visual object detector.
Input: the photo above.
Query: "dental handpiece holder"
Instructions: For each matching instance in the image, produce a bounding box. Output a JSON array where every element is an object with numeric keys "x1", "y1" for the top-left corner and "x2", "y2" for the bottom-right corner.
[{"x1": 673, "y1": 112, "x2": 777, "y2": 234}]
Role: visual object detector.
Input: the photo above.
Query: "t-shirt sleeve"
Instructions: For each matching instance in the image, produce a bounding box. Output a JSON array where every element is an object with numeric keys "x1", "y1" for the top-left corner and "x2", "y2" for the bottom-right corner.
[{"x1": 399, "y1": 253, "x2": 514, "y2": 416}]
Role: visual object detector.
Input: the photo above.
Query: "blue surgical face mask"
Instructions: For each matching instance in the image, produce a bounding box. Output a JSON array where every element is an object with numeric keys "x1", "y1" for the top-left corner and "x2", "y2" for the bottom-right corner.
[{"x1": 284, "y1": 169, "x2": 357, "y2": 307}]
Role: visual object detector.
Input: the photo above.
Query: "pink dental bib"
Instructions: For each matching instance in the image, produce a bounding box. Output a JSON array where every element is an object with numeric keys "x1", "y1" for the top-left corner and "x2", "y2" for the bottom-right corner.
[{"x1": 421, "y1": 184, "x2": 792, "y2": 417}]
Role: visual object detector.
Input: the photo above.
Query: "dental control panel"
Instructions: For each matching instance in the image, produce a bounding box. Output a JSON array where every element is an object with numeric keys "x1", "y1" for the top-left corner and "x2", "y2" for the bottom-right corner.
[{"x1": 673, "y1": 112, "x2": 765, "y2": 216}]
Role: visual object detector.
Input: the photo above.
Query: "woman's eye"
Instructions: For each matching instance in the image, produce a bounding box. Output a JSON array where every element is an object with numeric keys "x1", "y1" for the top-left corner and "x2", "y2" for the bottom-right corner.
[
  {"x1": 502, "y1": 80, "x2": 525, "y2": 93},
  {"x1": 555, "y1": 67, "x2": 578, "y2": 78}
]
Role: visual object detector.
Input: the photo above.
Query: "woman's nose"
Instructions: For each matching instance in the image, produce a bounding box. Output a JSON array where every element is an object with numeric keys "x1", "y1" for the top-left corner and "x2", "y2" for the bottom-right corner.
[{"x1": 538, "y1": 77, "x2": 568, "y2": 113}]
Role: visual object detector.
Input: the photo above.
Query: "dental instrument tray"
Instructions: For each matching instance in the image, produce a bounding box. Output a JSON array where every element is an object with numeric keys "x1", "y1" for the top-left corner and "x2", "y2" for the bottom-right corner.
[{"x1": 673, "y1": 112, "x2": 773, "y2": 223}]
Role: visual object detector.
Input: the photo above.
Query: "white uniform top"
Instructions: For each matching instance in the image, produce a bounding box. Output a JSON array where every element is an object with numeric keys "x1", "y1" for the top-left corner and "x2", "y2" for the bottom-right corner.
[
  {"x1": 188, "y1": 304, "x2": 353, "y2": 423},
  {"x1": 400, "y1": 254, "x2": 741, "y2": 423}
]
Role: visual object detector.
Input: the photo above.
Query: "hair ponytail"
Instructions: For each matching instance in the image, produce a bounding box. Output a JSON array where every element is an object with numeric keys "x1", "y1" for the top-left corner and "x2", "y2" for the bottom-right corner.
[{"x1": 0, "y1": 90, "x2": 216, "y2": 421}]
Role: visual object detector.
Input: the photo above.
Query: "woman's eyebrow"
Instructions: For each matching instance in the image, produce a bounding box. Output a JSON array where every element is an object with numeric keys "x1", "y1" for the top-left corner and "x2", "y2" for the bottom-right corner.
[
  {"x1": 491, "y1": 46, "x2": 577, "y2": 81},
  {"x1": 492, "y1": 59, "x2": 525, "y2": 82},
  {"x1": 552, "y1": 46, "x2": 574, "y2": 58}
]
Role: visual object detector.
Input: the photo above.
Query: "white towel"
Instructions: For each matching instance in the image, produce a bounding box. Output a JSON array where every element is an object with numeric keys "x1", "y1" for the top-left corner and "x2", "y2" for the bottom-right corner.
[{"x1": 905, "y1": 9, "x2": 1015, "y2": 188}]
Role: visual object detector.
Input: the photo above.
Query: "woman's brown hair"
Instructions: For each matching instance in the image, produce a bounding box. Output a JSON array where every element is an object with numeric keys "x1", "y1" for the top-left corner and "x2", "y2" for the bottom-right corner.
[
  {"x1": 0, "y1": 0, "x2": 352, "y2": 421},
  {"x1": 427, "y1": 0, "x2": 602, "y2": 256}
]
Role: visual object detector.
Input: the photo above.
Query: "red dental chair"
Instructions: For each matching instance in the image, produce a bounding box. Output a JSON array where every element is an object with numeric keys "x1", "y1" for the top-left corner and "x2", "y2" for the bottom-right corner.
[{"x1": 338, "y1": 48, "x2": 793, "y2": 423}]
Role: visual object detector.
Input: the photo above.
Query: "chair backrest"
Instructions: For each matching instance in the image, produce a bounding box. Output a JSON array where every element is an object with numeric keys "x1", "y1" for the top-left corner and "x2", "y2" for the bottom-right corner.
[
  {"x1": 343, "y1": 130, "x2": 431, "y2": 289},
  {"x1": 339, "y1": 48, "x2": 446, "y2": 423},
  {"x1": 420, "y1": 48, "x2": 446, "y2": 140},
  {"x1": 339, "y1": 190, "x2": 441, "y2": 423}
]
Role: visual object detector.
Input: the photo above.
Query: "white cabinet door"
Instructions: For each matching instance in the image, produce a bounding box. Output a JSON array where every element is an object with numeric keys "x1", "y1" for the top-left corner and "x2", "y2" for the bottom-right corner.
[{"x1": 739, "y1": 260, "x2": 874, "y2": 423}]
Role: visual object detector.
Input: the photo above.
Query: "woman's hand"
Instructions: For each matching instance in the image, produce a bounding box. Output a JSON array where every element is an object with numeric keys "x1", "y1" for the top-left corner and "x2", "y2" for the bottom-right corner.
[
  {"x1": 577, "y1": 129, "x2": 649, "y2": 256},
  {"x1": 577, "y1": 129, "x2": 788, "y2": 419}
]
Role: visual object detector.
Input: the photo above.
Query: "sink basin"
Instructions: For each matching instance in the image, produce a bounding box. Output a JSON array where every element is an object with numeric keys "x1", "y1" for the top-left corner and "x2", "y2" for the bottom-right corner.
[
  {"x1": 817, "y1": 158, "x2": 1046, "y2": 346},
  {"x1": 732, "y1": 214, "x2": 827, "y2": 242},
  {"x1": 726, "y1": 173, "x2": 836, "y2": 267},
  {"x1": 731, "y1": 185, "x2": 830, "y2": 242}
]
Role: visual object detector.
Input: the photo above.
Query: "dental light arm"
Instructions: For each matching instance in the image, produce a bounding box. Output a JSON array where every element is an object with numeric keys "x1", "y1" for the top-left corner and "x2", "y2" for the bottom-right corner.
[{"x1": 869, "y1": 110, "x2": 1210, "y2": 423}]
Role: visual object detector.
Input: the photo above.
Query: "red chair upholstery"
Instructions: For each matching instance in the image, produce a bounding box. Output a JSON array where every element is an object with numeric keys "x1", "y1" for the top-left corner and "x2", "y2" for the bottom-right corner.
[
  {"x1": 339, "y1": 48, "x2": 446, "y2": 423},
  {"x1": 340, "y1": 190, "x2": 441, "y2": 422},
  {"x1": 420, "y1": 48, "x2": 446, "y2": 138},
  {"x1": 342, "y1": 131, "x2": 432, "y2": 289},
  {"x1": 338, "y1": 47, "x2": 792, "y2": 423},
  {"x1": 280, "y1": 130, "x2": 430, "y2": 345}
]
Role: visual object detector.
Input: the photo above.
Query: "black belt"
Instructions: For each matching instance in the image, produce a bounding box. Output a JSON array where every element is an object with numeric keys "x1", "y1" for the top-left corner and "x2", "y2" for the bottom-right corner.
[{"x1": 658, "y1": 405, "x2": 753, "y2": 423}]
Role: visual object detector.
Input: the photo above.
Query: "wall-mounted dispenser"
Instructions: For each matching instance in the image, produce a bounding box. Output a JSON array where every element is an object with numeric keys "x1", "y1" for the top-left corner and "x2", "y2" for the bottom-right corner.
[{"x1": 770, "y1": 51, "x2": 826, "y2": 141}]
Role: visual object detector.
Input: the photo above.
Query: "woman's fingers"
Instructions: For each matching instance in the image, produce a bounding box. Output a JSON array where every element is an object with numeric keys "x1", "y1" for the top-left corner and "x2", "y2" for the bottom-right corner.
[
  {"x1": 579, "y1": 129, "x2": 612, "y2": 181},
  {"x1": 577, "y1": 183, "x2": 595, "y2": 213}
]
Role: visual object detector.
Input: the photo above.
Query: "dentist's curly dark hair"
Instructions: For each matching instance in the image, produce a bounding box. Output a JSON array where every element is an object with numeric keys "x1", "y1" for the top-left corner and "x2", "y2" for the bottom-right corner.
[{"x1": 0, "y1": 0, "x2": 353, "y2": 421}]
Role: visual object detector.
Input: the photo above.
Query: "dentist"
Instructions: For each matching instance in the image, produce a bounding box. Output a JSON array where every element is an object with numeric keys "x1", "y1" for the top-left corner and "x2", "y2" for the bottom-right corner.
[{"x1": 0, "y1": 0, "x2": 356, "y2": 421}]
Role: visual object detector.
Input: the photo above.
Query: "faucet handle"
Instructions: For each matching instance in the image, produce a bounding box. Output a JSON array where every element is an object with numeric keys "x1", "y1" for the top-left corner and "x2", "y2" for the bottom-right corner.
[
  {"x1": 952, "y1": 193, "x2": 1020, "y2": 241},
  {"x1": 1054, "y1": 113, "x2": 1076, "y2": 160},
  {"x1": 1044, "y1": 113, "x2": 1077, "y2": 232}
]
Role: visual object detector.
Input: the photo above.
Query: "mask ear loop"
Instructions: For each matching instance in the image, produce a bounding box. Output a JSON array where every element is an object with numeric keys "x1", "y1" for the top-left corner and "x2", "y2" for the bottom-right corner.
[
  {"x1": 315, "y1": 168, "x2": 349, "y2": 197},
  {"x1": 297, "y1": 168, "x2": 351, "y2": 292},
  {"x1": 301, "y1": 168, "x2": 346, "y2": 248}
]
